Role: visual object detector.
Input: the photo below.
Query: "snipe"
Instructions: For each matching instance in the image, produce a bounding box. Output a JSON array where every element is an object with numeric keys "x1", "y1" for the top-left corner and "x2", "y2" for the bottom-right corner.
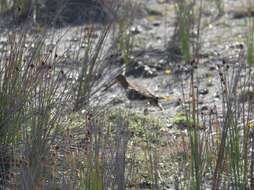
[{"x1": 104, "y1": 74, "x2": 166, "y2": 110}]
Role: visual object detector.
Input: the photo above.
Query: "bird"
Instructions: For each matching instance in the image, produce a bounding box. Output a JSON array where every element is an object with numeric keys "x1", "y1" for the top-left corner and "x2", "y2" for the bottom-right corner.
[{"x1": 103, "y1": 74, "x2": 169, "y2": 111}]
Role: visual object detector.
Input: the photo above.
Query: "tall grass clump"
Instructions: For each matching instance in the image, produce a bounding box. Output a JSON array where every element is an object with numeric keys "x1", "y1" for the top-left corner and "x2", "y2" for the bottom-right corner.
[
  {"x1": 0, "y1": 0, "x2": 158, "y2": 189},
  {"x1": 175, "y1": 1, "x2": 253, "y2": 188},
  {"x1": 246, "y1": 12, "x2": 254, "y2": 190},
  {"x1": 59, "y1": 109, "x2": 162, "y2": 189},
  {"x1": 175, "y1": 0, "x2": 205, "y2": 189},
  {"x1": 0, "y1": 32, "x2": 54, "y2": 177},
  {"x1": 19, "y1": 45, "x2": 72, "y2": 189},
  {"x1": 172, "y1": 0, "x2": 251, "y2": 189},
  {"x1": 74, "y1": 24, "x2": 112, "y2": 111},
  {"x1": 0, "y1": 32, "x2": 33, "y2": 187},
  {"x1": 211, "y1": 3, "x2": 254, "y2": 188},
  {"x1": 0, "y1": 25, "x2": 73, "y2": 188}
]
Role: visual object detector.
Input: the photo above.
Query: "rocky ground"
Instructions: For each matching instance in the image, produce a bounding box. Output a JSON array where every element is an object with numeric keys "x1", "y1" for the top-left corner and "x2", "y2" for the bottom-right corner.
[
  {"x1": 97, "y1": 0, "x2": 252, "y2": 125},
  {"x1": 0, "y1": 0, "x2": 254, "y2": 188},
  {"x1": 0, "y1": 0, "x2": 251, "y2": 122}
]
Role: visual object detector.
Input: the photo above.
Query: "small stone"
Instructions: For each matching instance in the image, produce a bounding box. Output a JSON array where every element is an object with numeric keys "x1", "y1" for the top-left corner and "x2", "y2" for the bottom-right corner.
[
  {"x1": 209, "y1": 107, "x2": 217, "y2": 115},
  {"x1": 144, "y1": 55, "x2": 150, "y2": 59},
  {"x1": 174, "y1": 98, "x2": 182, "y2": 107},
  {"x1": 129, "y1": 55, "x2": 135, "y2": 60},
  {"x1": 70, "y1": 37, "x2": 78, "y2": 42},
  {"x1": 159, "y1": 59, "x2": 165, "y2": 64},
  {"x1": 206, "y1": 79, "x2": 213, "y2": 87},
  {"x1": 130, "y1": 25, "x2": 142, "y2": 35},
  {"x1": 214, "y1": 92, "x2": 220, "y2": 99},
  {"x1": 236, "y1": 43, "x2": 244, "y2": 49},
  {"x1": 160, "y1": 127, "x2": 170, "y2": 133},
  {"x1": 81, "y1": 43, "x2": 87, "y2": 48},
  {"x1": 112, "y1": 97, "x2": 124, "y2": 105},
  {"x1": 144, "y1": 65, "x2": 157, "y2": 77},
  {"x1": 152, "y1": 21, "x2": 161, "y2": 27},
  {"x1": 166, "y1": 121, "x2": 173, "y2": 128},
  {"x1": 199, "y1": 88, "x2": 209, "y2": 95},
  {"x1": 145, "y1": 6, "x2": 163, "y2": 16},
  {"x1": 201, "y1": 105, "x2": 208, "y2": 111}
]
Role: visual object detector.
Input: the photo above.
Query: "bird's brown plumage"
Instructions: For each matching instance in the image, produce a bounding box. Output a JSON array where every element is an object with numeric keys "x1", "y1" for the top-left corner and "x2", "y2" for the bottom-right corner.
[{"x1": 104, "y1": 74, "x2": 164, "y2": 110}]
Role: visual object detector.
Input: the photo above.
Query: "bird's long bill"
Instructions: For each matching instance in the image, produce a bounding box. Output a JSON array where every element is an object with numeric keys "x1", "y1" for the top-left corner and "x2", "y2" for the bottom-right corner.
[{"x1": 102, "y1": 78, "x2": 118, "y2": 92}]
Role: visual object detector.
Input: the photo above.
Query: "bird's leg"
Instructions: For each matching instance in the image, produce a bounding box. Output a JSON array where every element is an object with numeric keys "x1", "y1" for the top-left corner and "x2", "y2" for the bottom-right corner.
[
  {"x1": 157, "y1": 103, "x2": 164, "y2": 111},
  {"x1": 148, "y1": 99, "x2": 164, "y2": 111}
]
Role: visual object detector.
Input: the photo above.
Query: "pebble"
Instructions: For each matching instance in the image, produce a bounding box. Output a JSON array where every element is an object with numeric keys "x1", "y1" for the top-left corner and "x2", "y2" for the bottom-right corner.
[
  {"x1": 112, "y1": 97, "x2": 124, "y2": 105},
  {"x1": 156, "y1": 36, "x2": 161, "y2": 40},
  {"x1": 144, "y1": 65, "x2": 158, "y2": 77},
  {"x1": 145, "y1": 5, "x2": 164, "y2": 16},
  {"x1": 166, "y1": 122, "x2": 173, "y2": 129},
  {"x1": 209, "y1": 65, "x2": 216, "y2": 71},
  {"x1": 199, "y1": 88, "x2": 209, "y2": 95},
  {"x1": 152, "y1": 21, "x2": 161, "y2": 27},
  {"x1": 70, "y1": 37, "x2": 78, "y2": 42},
  {"x1": 174, "y1": 98, "x2": 182, "y2": 107},
  {"x1": 130, "y1": 25, "x2": 142, "y2": 35},
  {"x1": 159, "y1": 59, "x2": 165, "y2": 64},
  {"x1": 81, "y1": 43, "x2": 87, "y2": 48},
  {"x1": 201, "y1": 105, "x2": 209, "y2": 111},
  {"x1": 214, "y1": 92, "x2": 220, "y2": 99},
  {"x1": 206, "y1": 79, "x2": 213, "y2": 87}
]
